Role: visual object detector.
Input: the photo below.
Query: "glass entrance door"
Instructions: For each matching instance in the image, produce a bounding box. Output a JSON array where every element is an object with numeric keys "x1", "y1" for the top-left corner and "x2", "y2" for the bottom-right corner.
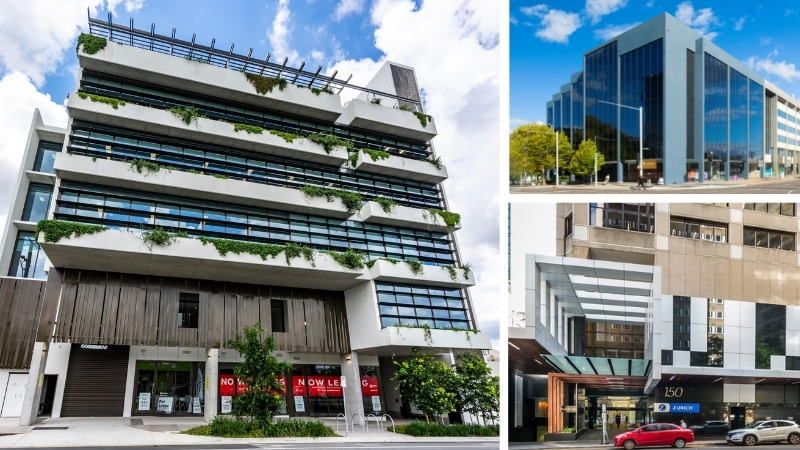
[{"x1": 134, "y1": 361, "x2": 203, "y2": 415}]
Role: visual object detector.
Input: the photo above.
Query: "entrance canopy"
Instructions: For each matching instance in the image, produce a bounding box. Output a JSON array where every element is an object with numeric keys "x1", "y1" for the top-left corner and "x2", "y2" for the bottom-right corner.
[{"x1": 530, "y1": 255, "x2": 657, "y2": 324}]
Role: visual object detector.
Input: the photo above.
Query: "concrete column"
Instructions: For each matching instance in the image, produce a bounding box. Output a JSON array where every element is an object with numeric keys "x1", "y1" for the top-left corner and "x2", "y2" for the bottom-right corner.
[
  {"x1": 340, "y1": 351, "x2": 364, "y2": 420},
  {"x1": 20, "y1": 342, "x2": 48, "y2": 426},
  {"x1": 0, "y1": 371, "x2": 9, "y2": 416},
  {"x1": 122, "y1": 347, "x2": 138, "y2": 417},
  {"x1": 204, "y1": 348, "x2": 219, "y2": 422}
]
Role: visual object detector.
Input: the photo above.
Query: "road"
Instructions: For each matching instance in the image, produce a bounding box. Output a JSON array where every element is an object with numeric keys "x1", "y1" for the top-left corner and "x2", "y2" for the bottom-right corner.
[
  {"x1": 510, "y1": 177, "x2": 800, "y2": 194},
  {"x1": 15, "y1": 443, "x2": 500, "y2": 450}
]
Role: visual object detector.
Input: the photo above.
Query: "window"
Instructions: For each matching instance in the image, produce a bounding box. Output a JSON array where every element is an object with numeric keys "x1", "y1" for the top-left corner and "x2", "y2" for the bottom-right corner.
[
  {"x1": 670, "y1": 216, "x2": 727, "y2": 242},
  {"x1": 600, "y1": 203, "x2": 655, "y2": 233},
  {"x1": 743, "y1": 226, "x2": 795, "y2": 251},
  {"x1": 33, "y1": 141, "x2": 61, "y2": 173},
  {"x1": 744, "y1": 203, "x2": 795, "y2": 216},
  {"x1": 271, "y1": 299, "x2": 286, "y2": 333},
  {"x1": 178, "y1": 293, "x2": 199, "y2": 328},
  {"x1": 8, "y1": 231, "x2": 47, "y2": 278},
  {"x1": 565, "y1": 213, "x2": 573, "y2": 238},
  {"x1": 21, "y1": 183, "x2": 53, "y2": 223}
]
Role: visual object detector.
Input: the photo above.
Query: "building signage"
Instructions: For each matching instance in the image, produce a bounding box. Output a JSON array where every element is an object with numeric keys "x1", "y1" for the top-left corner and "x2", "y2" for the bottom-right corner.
[
  {"x1": 303, "y1": 376, "x2": 344, "y2": 397},
  {"x1": 371, "y1": 396, "x2": 381, "y2": 412},
  {"x1": 361, "y1": 376, "x2": 379, "y2": 396},
  {"x1": 294, "y1": 396, "x2": 305, "y2": 412},
  {"x1": 137, "y1": 392, "x2": 151, "y2": 411},
  {"x1": 654, "y1": 403, "x2": 699, "y2": 413},
  {"x1": 221, "y1": 396, "x2": 232, "y2": 414},
  {"x1": 156, "y1": 396, "x2": 173, "y2": 413},
  {"x1": 192, "y1": 397, "x2": 201, "y2": 414}
]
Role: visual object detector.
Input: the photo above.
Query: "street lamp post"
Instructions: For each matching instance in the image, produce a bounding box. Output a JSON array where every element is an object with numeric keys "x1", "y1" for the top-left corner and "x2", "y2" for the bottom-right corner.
[{"x1": 598, "y1": 100, "x2": 644, "y2": 179}]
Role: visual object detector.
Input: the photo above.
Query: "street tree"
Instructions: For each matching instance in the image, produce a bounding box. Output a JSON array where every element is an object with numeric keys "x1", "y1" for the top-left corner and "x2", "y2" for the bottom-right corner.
[
  {"x1": 228, "y1": 323, "x2": 292, "y2": 427},
  {"x1": 393, "y1": 348, "x2": 458, "y2": 424},
  {"x1": 509, "y1": 123, "x2": 572, "y2": 184},
  {"x1": 454, "y1": 352, "x2": 499, "y2": 425},
  {"x1": 569, "y1": 139, "x2": 606, "y2": 181}
]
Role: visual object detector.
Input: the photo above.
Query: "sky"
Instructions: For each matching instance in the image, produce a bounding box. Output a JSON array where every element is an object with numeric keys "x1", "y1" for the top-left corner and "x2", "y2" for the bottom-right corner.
[
  {"x1": 510, "y1": 0, "x2": 800, "y2": 130},
  {"x1": 0, "y1": 0, "x2": 502, "y2": 347}
]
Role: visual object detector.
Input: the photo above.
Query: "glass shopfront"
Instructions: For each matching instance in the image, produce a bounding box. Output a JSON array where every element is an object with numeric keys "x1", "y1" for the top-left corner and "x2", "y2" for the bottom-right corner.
[{"x1": 134, "y1": 361, "x2": 204, "y2": 415}]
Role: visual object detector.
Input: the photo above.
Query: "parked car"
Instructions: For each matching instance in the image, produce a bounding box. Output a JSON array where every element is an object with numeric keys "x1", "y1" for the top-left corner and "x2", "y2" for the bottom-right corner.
[
  {"x1": 689, "y1": 420, "x2": 729, "y2": 435},
  {"x1": 613, "y1": 423, "x2": 695, "y2": 449},
  {"x1": 726, "y1": 420, "x2": 800, "y2": 446}
]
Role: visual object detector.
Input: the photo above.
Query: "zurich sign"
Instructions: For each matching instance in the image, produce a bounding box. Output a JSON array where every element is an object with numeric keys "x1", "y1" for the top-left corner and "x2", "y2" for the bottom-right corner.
[{"x1": 653, "y1": 403, "x2": 700, "y2": 413}]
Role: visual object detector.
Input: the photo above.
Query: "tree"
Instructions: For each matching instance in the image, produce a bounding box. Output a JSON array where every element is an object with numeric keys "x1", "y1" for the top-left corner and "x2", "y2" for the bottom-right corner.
[
  {"x1": 569, "y1": 139, "x2": 605, "y2": 179},
  {"x1": 509, "y1": 123, "x2": 573, "y2": 184},
  {"x1": 454, "y1": 352, "x2": 499, "y2": 425},
  {"x1": 392, "y1": 348, "x2": 458, "y2": 424},
  {"x1": 227, "y1": 323, "x2": 292, "y2": 427}
]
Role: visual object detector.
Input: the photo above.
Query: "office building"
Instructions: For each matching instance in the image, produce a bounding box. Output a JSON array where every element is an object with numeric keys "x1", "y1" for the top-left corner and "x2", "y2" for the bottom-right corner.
[
  {"x1": 546, "y1": 13, "x2": 800, "y2": 184},
  {"x1": 509, "y1": 203, "x2": 800, "y2": 442},
  {"x1": 0, "y1": 16, "x2": 489, "y2": 423}
]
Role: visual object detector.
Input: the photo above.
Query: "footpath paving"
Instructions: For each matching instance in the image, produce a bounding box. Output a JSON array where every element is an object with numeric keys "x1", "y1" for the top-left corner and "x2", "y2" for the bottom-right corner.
[
  {"x1": 0, "y1": 416, "x2": 500, "y2": 448},
  {"x1": 510, "y1": 174, "x2": 797, "y2": 192},
  {"x1": 509, "y1": 428, "x2": 726, "y2": 449}
]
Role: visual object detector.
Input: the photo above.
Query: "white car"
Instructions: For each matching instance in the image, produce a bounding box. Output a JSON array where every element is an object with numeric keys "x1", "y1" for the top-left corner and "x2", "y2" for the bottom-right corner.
[{"x1": 726, "y1": 420, "x2": 800, "y2": 446}]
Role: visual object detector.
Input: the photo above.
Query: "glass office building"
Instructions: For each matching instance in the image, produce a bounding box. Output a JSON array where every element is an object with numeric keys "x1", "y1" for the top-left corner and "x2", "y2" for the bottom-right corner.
[{"x1": 546, "y1": 13, "x2": 771, "y2": 184}]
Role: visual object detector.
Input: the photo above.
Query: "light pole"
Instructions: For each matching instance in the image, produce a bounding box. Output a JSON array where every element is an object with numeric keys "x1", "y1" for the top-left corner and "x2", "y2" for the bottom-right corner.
[{"x1": 598, "y1": 100, "x2": 644, "y2": 178}]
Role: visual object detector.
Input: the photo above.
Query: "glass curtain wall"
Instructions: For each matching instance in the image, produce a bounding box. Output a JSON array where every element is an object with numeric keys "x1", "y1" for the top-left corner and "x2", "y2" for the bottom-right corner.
[
  {"x1": 8, "y1": 231, "x2": 47, "y2": 278},
  {"x1": 562, "y1": 92, "x2": 573, "y2": 148},
  {"x1": 704, "y1": 53, "x2": 728, "y2": 181},
  {"x1": 686, "y1": 50, "x2": 696, "y2": 178},
  {"x1": 730, "y1": 70, "x2": 748, "y2": 178},
  {"x1": 586, "y1": 42, "x2": 619, "y2": 179},
  {"x1": 755, "y1": 304, "x2": 785, "y2": 369},
  {"x1": 620, "y1": 39, "x2": 664, "y2": 181},
  {"x1": 749, "y1": 80, "x2": 764, "y2": 177},
  {"x1": 572, "y1": 74, "x2": 584, "y2": 146},
  {"x1": 554, "y1": 99, "x2": 562, "y2": 133}
]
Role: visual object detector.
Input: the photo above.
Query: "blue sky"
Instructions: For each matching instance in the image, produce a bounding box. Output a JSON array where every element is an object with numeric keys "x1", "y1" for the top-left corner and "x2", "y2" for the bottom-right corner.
[
  {"x1": 0, "y1": 0, "x2": 500, "y2": 345},
  {"x1": 510, "y1": 0, "x2": 800, "y2": 130}
]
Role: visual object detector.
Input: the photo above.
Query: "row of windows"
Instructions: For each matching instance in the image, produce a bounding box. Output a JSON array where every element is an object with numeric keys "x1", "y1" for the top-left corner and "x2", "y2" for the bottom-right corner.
[
  {"x1": 34, "y1": 141, "x2": 61, "y2": 174},
  {"x1": 68, "y1": 121, "x2": 441, "y2": 209},
  {"x1": 744, "y1": 203, "x2": 796, "y2": 216},
  {"x1": 590, "y1": 203, "x2": 655, "y2": 233},
  {"x1": 743, "y1": 227, "x2": 795, "y2": 251},
  {"x1": 81, "y1": 71, "x2": 430, "y2": 160},
  {"x1": 669, "y1": 217, "x2": 727, "y2": 242},
  {"x1": 55, "y1": 182, "x2": 456, "y2": 265},
  {"x1": 375, "y1": 282, "x2": 470, "y2": 330}
]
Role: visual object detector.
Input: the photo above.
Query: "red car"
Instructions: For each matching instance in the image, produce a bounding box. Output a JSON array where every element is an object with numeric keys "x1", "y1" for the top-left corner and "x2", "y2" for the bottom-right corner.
[{"x1": 613, "y1": 423, "x2": 695, "y2": 449}]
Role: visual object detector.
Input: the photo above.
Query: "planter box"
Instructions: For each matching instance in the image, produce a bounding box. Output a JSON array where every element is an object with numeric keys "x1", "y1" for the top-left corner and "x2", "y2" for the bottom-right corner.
[{"x1": 338, "y1": 99, "x2": 437, "y2": 142}]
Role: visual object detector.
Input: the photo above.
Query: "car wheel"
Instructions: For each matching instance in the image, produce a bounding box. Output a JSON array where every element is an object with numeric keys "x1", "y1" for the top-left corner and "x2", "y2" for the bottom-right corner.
[
  {"x1": 789, "y1": 433, "x2": 800, "y2": 445},
  {"x1": 674, "y1": 438, "x2": 686, "y2": 448},
  {"x1": 623, "y1": 439, "x2": 636, "y2": 450},
  {"x1": 743, "y1": 435, "x2": 756, "y2": 446}
]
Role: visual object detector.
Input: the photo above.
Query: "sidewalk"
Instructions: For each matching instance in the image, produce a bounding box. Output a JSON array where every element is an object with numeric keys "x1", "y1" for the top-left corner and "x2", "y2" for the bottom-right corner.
[
  {"x1": 511, "y1": 174, "x2": 797, "y2": 192},
  {"x1": 509, "y1": 428, "x2": 726, "y2": 449},
  {"x1": 0, "y1": 416, "x2": 500, "y2": 447}
]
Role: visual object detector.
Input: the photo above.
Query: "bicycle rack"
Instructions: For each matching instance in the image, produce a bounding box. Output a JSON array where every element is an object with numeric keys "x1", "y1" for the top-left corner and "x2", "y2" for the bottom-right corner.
[
  {"x1": 383, "y1": 414, "x2": 396, "y2": 433},
  {"x1": 352, "y1": 413, "x2": 366, "y2": 433},
  {"x1": 366, "y1": 413, "x2": 381, "y2": 432},
  {"x1": 335, "y1": 413, "x2": 347, "y2": 435}
]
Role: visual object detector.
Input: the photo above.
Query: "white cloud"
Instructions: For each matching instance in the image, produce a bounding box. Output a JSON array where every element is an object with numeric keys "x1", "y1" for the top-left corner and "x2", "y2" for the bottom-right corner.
[
  {"x1": 268, "y1": 0, "x2": 300, "y2": 64},
  {"x1": 734, "y1": 15, "x2": 746, "y2": 31},
  {"x1": 0, "y1": 0, "x2": 108, "y2": 86},
  {"x1": 675, "y1": 1, "x2": 720, "y2": 40},
  {"x1": 585, "y1": 0, "x2": 628, "y2": 25},
  {"x1": 593, "y1": 22, "x2": 641, "y2": 41},
  {"x1": 329, "y1": 0, "x2": 501, "y2": 341},
  {"x1": 107, "y1": 0, "x2": 145, "y2": 15},
  {"x1": 0, "y1": 72, "x2": 68, "y2": 236},
  {"x1": 536, "y1": 9, "x2": 582, "y2": 44},
  {"x1": 334, "y1": 0, "x2": 366, "y2": 21},
  {"x1": 747, "y1": 55, "x2": 800, "y2": 83},
  {"x1": 520, "y1": 5, "x2": 547, "y2": 17}
]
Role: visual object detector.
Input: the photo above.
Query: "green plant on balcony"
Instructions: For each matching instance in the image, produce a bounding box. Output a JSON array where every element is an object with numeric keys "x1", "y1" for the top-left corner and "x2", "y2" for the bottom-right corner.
[
  {"x1": 184, "y1": 54, "x2": 210, "y2": 64},
  {"x1": 282, "y1": 243, "x2": 316, "y2": 266},
  {"x1": 307, "y1": 132, "x2": 354, "y2": 154},
  {"x1": 442, "y1": 265, "x2": 458, "y2": 281},
  {"x1": 405, "y1": 260, "x2": 423, "y2": 276},
  {"x1": 425, "y1": 155, "x2": 444, "y2": 170},
  {"x1": 140, "y1": 227, "x2": 188, "y2": 250},
  {"x1": 76, "y1": 33, "x2": 107, "y2": 55},
  {"x1": 370, "y1": 97, "x2": 382, "y2": 105},
  {"x1": 424, "y1": 208, "x2": 461, "y2": 228},
  {"x1": 462, "y1": 262, "x2": 472, "y2": 280},
  {"x1": 346, "y1": 151, "x2": 359, "y2": 169},
  {"x1": 232, "y1": 123, "x2": 264, "y2": 134},
  {"x1": 392, "y1": 324, "x2": 433, "y2": 346},
  {"x1": 77, "y1": 92, "x2": 126, "y2": 109},
  {"x1": 301, "y1": 185, "x2": 363, "y2": 214},
  {"x1": 268, "y1": 129, "x2": 300, "y2": 143},
  {"x1": 325, "y1": 249, "x2": 366, "y2": 270},
  {"x1": 129, "y1": 159, "x2": 168, "y2": 175},
  {"x1": 374, "y1": 196, "x2": 396, "y2": 213},
  {"x1": 309, "y1": 85, "x2": 334, "y2": 96},
  {"x1": 412, "y1": 111, "x2": 433, "y2": 128},
  {"x1": 244, "y1": 73, "x2": 288, "y2": 94},
  {"x1": 35, "y1": 220, "x2": 106, "y2": 243},
  {"x1": 212, "y1": 173, "x2": 230, "y2": 179},
  {"x1": 363, "y1": 148, "x2": 391, "y2": 162},
  {"x1": 169, "y1": 106, "x2": 204, "y2": 125},
  {"x1": 365, "y1": 257, "x2": 399, "y2": 268},
  {"x1": 199, "y1": 237, "x2": 284, "y2": 260}
]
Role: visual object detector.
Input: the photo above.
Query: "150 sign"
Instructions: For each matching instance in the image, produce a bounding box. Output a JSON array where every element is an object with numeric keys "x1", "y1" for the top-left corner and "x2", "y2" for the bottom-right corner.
[{"x1": 664, "y1": 387, "x2": 683, "y2": 398}]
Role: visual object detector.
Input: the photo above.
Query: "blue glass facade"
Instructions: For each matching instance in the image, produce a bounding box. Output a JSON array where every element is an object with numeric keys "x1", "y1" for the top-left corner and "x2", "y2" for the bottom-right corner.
[
  {"x1": 749, "y1": 80, "x2": 764, "y2": 175},
  {"x1": 704, "y1": 53, "x2": 728, "y2": 181},
  {"x1": 729, "y1": 69, "x2": 748, "y2": 177},
  {"x1": 562, "y1": 91, "x2": 572, "y2": 147},
  {"x1": 585, "y1": 42, "x2": 618, "y2": 172},
  {"x1": 621, "y1": 39, "x2": 664, "y2": 174},
  {"x1": 572, "y1": 75, "x2": 584, "y2": 145}
]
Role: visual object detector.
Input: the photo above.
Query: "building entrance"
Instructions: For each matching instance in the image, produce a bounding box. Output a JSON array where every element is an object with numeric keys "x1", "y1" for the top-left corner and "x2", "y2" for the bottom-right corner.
[{"x1": 586, "y1": 395, "x2": 648, "y2": 430}]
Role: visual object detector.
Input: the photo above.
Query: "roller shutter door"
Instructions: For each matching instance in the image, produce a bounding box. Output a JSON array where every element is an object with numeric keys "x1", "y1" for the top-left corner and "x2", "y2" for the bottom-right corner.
[{"x1": 60, "y1": 344, "x2": 129, "y2": 417}]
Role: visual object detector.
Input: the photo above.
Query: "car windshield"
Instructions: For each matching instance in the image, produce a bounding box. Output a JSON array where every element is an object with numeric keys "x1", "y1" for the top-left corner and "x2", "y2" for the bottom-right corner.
[{"x1": 745, "y1": 421, "x2": 765, "y2": 429}]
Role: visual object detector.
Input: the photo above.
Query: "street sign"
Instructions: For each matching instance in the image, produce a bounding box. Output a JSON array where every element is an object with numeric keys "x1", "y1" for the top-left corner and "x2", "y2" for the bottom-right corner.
[{"x1": 654, "y1": 403, "x2": 700, "y2": 413}]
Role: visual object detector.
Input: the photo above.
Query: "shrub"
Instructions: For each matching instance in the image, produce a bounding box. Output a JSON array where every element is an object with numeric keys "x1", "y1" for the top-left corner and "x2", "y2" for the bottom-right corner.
[
  {"x1": 77, "y1": 92, "x2": 126, "y2": 109},
  {"x1": 169, "y1": 106, "x2": 204, "y2": 125},
  {"x1": 76, "y1": 33, "x2": 107, "y2": 55},
  {"x1": 392, "y1": 421, "x2": 498, "y2": 437},
  {"x1": 36, "y1": 220, "x2": 105, "y2": 243},
  {"x1": 183, "y1": 416, "x2": 337, "y2": 438},
  {"x1": 232, "y1": 123, "x2": 264, "y2": 134},
  {"x1": 245, "y1": 73, "x2": 288, "y2": 94},
  {"x1": 307, "y1": 132, "x2": 354, "y2": 154}
]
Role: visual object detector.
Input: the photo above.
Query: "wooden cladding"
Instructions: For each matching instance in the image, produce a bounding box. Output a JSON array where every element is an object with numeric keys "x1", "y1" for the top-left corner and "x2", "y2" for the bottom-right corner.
[
  {"x1": 49, "y1": 269, "x2": 351, "y2": 353},
  {"x1": 0, "y1": 277, "x2": 46, "y2": 369}
]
